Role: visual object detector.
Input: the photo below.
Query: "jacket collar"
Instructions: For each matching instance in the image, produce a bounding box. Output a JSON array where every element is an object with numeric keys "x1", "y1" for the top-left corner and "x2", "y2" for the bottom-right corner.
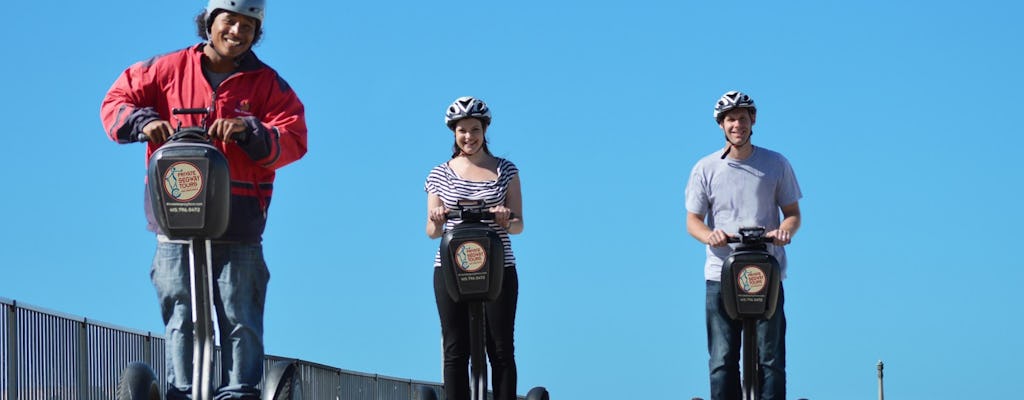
[{"x1": 191, "y1": 43, "x2": 264, "y2": 73}]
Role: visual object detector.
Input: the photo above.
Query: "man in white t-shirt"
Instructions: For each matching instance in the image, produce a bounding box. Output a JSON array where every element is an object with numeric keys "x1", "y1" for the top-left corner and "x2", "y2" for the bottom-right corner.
[{"x1": 685, "y1": 90, "x2": 803, "y2": 400}]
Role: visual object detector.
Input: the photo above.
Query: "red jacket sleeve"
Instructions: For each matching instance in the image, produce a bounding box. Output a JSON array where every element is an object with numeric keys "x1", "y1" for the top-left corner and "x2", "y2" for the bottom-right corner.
[
  {"x1": 100, "y1": 58, "x2": 164, "y2": 144},
  {"x1": 237, "y1": 74, "x2": 308, "y2": 170}
]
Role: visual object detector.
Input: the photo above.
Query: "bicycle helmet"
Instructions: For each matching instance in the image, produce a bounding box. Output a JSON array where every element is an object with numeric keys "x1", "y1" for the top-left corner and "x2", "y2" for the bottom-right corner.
[
  {"x1": 207, "y1": 0, "x2": 265, "y2": 24},
  {"x1": 445, "y1": 96, "x2": 492, "y2": 130},
  {"x1": 713, "y1": 90, "x2": 756, "y2": 123}
]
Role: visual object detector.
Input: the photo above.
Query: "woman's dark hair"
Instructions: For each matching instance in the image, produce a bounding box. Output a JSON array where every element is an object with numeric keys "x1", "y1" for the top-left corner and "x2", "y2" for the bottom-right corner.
[
  {"x1": 195, "y1": 10, "x2": 263, "y2": 45},
  {"x1": 450, "y1": 119, "x2": 491, "y2": 158}
]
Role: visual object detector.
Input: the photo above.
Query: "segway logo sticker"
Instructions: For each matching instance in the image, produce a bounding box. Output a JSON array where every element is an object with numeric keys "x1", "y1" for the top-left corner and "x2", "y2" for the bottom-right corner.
[
  {"x1": 737, "y1": 266, "x2": 767, "y2": 294},
  {"x1": 455, "y1": 241, "x2": 486, "y2": 272},
  {"x1": 163, "y1": 162, "x2": 204, "y2": 202}
]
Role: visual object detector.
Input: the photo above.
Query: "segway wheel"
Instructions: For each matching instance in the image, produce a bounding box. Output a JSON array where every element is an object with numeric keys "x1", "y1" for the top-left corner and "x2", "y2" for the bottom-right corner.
[
  {"x1": 526, "y1": 386, "x2": 549, "y2": 400},
  {"x1": 414, "y1": 385, "x2": 439, "y2": 400},
  {"x1": 263, "y1": 361, "x2": 302, "y2": 400},
  {"x1": 115, "y1": 362, "x2": 162, "y2": 400}
]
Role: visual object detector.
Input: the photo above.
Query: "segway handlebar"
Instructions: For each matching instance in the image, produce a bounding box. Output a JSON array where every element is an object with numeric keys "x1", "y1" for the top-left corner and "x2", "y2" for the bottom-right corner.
[
  {"x1": 445, "y1": 209, "x2": 517, "y2": 222},
  {"x1": 136, "y1": 129, "x2": 247, "y2": 143},
  {"x1": 724, "y1": 226, "x2": 777, "y2": 245},
  {"x1": 726, "y1": 236, "x2": 776, "y2": 244},
  {"x1": 135, "y1": 107, "x2": 246, "y2": 143},
  {"x1": 172, "y1": 107, "x2": 210, "y2": 115}
]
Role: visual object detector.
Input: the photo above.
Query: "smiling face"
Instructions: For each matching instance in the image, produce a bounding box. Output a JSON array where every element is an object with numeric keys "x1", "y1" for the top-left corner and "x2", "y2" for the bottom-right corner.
[
  {"x1": 204, "y1": 10, "x2": 258, "y2": 68},
  {"x1": 452, "y1": 118, "x2": 487, "y2": 156},
  {"x1": 719, "y1": 108, "x2": 755, "y2": 146}
]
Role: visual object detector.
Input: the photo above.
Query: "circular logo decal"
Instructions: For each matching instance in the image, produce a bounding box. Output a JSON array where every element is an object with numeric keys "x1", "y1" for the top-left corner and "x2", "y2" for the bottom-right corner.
[
  {"x1": 455, "y1": 241, "x2": 487, "y2": 272},
  {"x1": 737, "y1": 265, "x2": 767, "y2": 294},
  {"x1": 162, "y1": 162, "x2": 204, "y2": 202}
]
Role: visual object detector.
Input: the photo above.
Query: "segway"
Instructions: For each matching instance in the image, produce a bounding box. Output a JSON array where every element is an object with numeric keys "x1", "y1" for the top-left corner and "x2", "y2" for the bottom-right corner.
[
  {"x1": 116, "y1": 108, "x2": 300, "y2": 400},
  {"x1": 719, "y1": 227, "x2": 782, "y2": 400},
  {"x1": 422, "y1": 201, "x2": 548, "y2": 400}
]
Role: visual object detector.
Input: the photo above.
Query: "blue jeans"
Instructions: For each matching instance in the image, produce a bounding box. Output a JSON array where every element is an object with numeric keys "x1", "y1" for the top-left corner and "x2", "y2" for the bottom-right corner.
[
  {"x1": 706, "y1": 280, "x2": 786, "y2": 400},
  {"x1": 151, "y1": 241, "x2": 270, "y2": 400}
]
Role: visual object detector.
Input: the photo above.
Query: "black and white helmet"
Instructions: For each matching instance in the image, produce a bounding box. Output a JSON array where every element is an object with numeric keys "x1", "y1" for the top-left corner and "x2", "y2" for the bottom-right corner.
[
  {"x1": 445, "y1": 96, "x2": 492, "y2": 130},
  {"x1": 713, "y1": 90, "x2": 756, "y2": 123}
]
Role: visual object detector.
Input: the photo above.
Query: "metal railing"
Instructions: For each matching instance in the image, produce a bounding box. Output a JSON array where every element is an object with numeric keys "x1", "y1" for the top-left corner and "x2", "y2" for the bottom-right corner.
[{"x1": 1, "y1": 297, "x2": 485, "y2": 400}]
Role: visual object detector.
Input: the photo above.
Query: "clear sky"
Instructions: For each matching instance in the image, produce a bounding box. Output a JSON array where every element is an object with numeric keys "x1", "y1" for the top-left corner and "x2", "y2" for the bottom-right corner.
[{"x1": 1, "y1": 1, "x2": 1022, "y2": 399}]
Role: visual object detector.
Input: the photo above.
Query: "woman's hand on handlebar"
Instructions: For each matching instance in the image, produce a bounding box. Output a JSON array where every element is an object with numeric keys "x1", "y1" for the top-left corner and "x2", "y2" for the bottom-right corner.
[
  {"x1": 208, "y1": 117, "x2": 248, "y2": 144},
  {"x1": 488, "y1": 205, "x2": 514, "y2": 229},
  {"x1": 765, "y1": 229, "x2": 792, "y2": 246},
  {"x1": 141, "y1": 120, "x2": 173, "y2": 144},
  {"x1": 428, "y1": 206, "x2": 449, "y2": 224}
]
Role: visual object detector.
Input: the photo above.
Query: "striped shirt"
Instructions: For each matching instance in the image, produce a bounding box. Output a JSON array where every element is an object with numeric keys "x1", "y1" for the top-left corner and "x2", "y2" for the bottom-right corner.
[{"x1": 425, "y1": 158, "x2": 519, "y2": 268}]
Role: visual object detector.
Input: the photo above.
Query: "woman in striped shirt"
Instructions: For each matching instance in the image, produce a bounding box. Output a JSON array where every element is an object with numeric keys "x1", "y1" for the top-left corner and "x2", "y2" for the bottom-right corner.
[{"x1": 425, "y1": 96, "x2": 524, "y2": 400}]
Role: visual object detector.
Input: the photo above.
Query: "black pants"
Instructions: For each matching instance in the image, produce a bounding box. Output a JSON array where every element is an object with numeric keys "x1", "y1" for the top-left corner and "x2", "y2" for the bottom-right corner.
[{"x1": 433, "y1": 266, "x2": 518, "y2": 400}]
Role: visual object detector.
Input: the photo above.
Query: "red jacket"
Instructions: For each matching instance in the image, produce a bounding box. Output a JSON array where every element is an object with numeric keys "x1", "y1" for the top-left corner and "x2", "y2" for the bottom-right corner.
[{"x1": 101, "y1": 44, "x2": 308, "y2": 242}]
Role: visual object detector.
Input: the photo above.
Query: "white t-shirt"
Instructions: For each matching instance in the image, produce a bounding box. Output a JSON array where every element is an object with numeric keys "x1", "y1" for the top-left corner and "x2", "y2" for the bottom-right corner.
[{"x1": 685, "y1": 146, "x2": 802, "y2": 281}]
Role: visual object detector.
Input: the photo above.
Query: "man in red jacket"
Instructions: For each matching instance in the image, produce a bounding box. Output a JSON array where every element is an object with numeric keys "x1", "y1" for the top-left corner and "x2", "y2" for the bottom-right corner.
[{"x1": 100, "y1": 1, "x2": 306, "y2": 398}]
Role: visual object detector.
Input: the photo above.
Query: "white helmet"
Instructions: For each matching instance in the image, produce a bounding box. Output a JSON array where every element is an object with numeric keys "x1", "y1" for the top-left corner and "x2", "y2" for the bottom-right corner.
[
  {"x1": 207, "y1": 0, "x2": 265, "y2": 23},
  {"x1": 445, "y1": 96, "x2": 492, "y2": 129},
  {"x1": 713, "y1": 90, "x2": 756, "y2": 123}
]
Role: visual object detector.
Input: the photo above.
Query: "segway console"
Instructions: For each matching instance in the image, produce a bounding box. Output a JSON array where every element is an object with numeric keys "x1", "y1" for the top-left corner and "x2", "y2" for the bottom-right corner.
[
  {"x1": 146, "y1": 108, "x2": 231, "y2": 240},
  {"x1": 720, "y1": 226, "x2": 782, "y2": 400},
  {"x1": 720, "y1": 227, "x2": 781, "y2": 321},
  {"x1": 439, "y1": 202, "x2": 506, "y2": 303}
]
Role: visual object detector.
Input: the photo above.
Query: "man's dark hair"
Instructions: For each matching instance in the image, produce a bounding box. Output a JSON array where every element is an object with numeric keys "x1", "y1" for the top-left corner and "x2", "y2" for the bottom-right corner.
[{"x1": 195, "y1": 10, "x2": 263, "y2": 45}]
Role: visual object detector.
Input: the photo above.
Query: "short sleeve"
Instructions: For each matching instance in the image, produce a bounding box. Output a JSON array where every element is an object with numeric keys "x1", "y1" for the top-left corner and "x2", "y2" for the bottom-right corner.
[
  {"x1": 499, "y1": 158, "x2": 519, "y2": 182},
  {"x1": 684, "y1": 163, "x2": 709, "y2": 215},
  {"x1": 425, "y1": 165, "x2": 446, "y2": 195},
  {"x1": 775, "y1": 156, "x2": 802, "y2": 207}
]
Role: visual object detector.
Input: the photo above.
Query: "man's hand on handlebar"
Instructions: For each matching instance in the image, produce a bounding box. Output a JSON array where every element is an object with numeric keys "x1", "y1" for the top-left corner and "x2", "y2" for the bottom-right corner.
[
  {"x1": 706, "y1": 229, "x2": 730, "y2": 248},
  {"x1": 765, "y1": 229, "x2": 792, "y2": 246},
  {"x1": 141, "y1": 120, "x2": 173, "y2": 144},
  {"x1": 208, "y1": 117, "x2": 248, "y2": 144}
]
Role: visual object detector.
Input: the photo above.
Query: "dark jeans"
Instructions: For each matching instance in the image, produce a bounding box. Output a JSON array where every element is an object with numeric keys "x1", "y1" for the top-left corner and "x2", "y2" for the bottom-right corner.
[
  {"x1": 434, "y1": 267, "x2": 519, "y2": 400},
  {"x1": 706, "y1": 280, "x2": 786, "y2": 400}
]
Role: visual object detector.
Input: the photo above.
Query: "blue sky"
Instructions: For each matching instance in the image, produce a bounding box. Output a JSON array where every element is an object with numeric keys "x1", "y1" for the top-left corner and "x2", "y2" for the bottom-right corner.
[{"x1": 1, "y1": 0, "x2": 1022, "y2": 399}]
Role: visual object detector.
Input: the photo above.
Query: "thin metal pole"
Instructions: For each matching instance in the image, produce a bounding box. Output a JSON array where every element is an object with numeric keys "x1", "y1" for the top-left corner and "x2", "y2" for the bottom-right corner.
[
  {"x1": 877, "y1": 360, "x2": 884, "y2": 400},
  {"x1": 7, "y1": 301, "x2": 18, "y2": 400},
  {"x1": 742, "y1": 320, "x2": 759, "y2": 400},
  {"x1": 78, "y1": 318, "x2": 89, "y2": 398},
  {"x1": 469, "y1": 302, "x2": 488, "y2": 400}
]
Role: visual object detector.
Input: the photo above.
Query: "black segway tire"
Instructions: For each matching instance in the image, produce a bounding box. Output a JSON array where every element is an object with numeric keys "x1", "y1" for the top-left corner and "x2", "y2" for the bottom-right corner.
[
  {"x1": 263, "y1": 361, "x2": 302, "y2": 400},
  {"x1": 115, "y1": 362, "x2": 162, "y2": 400},
  {"x1": 526, "y1": 386, "x2": 549, "y2": 400},
  {"x1": 413, "y1": 385, "x2": 439, "y2": 400}
]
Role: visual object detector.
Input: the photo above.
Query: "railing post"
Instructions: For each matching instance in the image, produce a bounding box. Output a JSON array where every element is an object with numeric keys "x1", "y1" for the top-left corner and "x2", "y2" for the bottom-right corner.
[
  {"x1": 78, "y1": 318, "x2": 90, "y2": 399},
  {"x1": 145, "y1": 332, "x2": 153, "y2": 367},
  {"x1": 877, "y1": 360, "x2": 885, "y2": 400},
  {"x1": 7, "y1": 301, "x2": 18, "y2": 400}
]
